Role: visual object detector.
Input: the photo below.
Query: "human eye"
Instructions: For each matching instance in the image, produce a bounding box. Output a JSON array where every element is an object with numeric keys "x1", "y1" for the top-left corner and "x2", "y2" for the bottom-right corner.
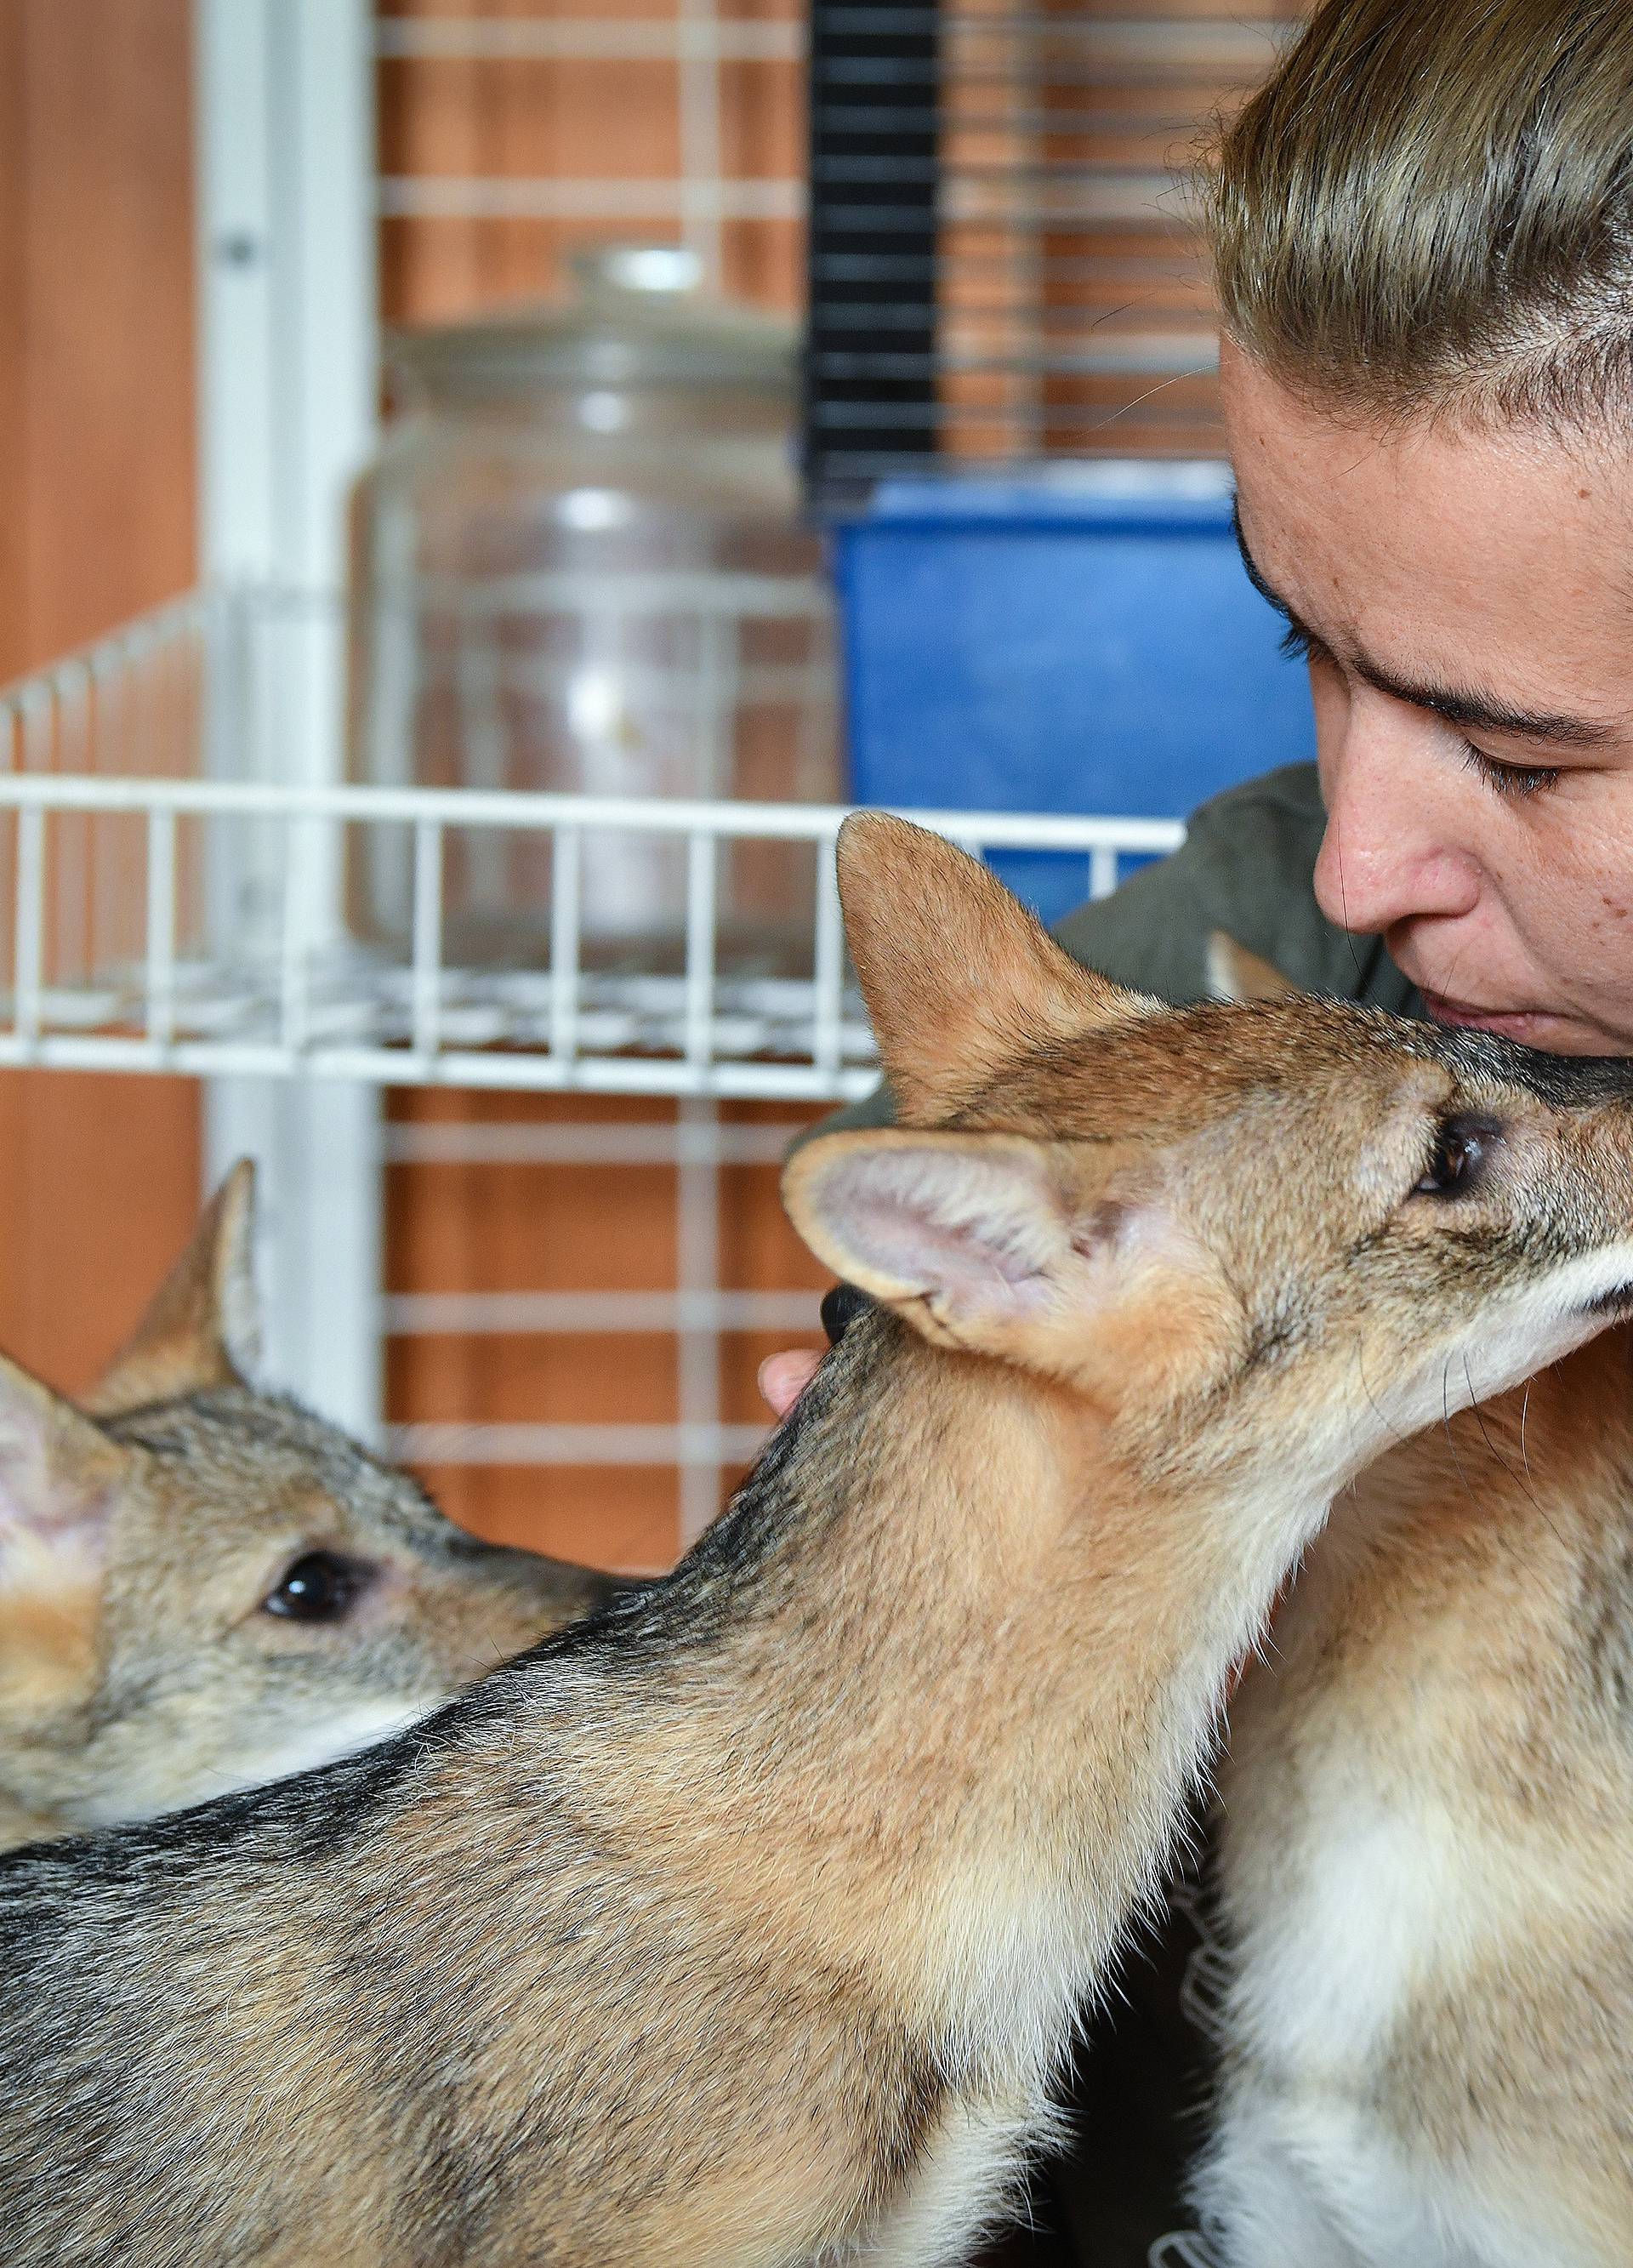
[
  {"x1": 1459, "y1": 744, "x2": 1564, "y2": 800},
  {"x1": 1279, "y1": 619, "x2": 1334, "y2": 669}
]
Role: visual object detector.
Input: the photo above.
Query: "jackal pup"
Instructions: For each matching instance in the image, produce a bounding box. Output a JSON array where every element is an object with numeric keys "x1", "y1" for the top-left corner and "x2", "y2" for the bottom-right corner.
[
  {"x1": 0, "y1": 1160, "x2": 620, "y2": 1848},
  {"x1": 1193, "y1": 946, "x2": 1633, "y2": 2268},
  {"x1": 6, "y1": 815, "x2": 1633, "y2": 2268}
]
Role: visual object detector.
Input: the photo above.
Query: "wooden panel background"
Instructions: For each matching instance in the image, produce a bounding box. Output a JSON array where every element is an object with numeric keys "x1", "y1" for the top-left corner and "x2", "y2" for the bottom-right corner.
[
  {"x1": 378, "y1": 0, "x2": 805, "y2": 322},
  {"x1": 389, "y1": 1094, "x2": 828, "y2": 1571},
  {"x1": 0, "y1": 0, "x2": 200, "y2": 1399}
]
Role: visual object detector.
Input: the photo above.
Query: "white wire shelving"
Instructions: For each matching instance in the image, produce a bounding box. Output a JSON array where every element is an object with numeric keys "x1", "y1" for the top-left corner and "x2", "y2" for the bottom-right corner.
[
  {"x1": 0, "y1": 588, "x2": 1184, "y2": 1102},
  {"x1": 0, "y1": 582, "x2": 1186, "y2": 1524}
]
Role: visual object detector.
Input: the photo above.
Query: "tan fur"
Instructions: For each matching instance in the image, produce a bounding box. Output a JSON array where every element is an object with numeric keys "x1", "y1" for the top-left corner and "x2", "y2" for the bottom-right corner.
[
  {"x1": 1200, "y1": 1332, "x2": 1633, "y2": 2267},
  {"x1": 0, "y1": 1166, "x2": 624, "y2": 1849},
  {"x1": 1198, "y1": 1342, "x2": 1633, "y2": 2268},
  {"x1": 0, "y1": 1537, "x2": 102, "y2": 1712},
  {"x1": 839, "y1": 821, "x2": 1155, "y2": 1125},
  {"x1": 84, "y1": 1155, "x2": 259, "y2": 1413},
  {"x1": 0, "y1": 1530, "x2": 103, "y2": 1821},
  {"x1": 7, "y1": 818, "x2": 1633, "y2": 2267},
  {"x1": 1198, "y1": 946, "x2": 1633, "y2": 2265}
]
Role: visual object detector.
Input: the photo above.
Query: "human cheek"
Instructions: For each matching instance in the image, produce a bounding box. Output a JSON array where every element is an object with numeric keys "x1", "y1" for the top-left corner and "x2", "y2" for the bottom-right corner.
[
  {"x1": 1431, "y1": 794, "x2": 1633, "y2": 1046},
  {"x1": 1545, "y1": 797, "x2": 1633, "y2": 1003}
]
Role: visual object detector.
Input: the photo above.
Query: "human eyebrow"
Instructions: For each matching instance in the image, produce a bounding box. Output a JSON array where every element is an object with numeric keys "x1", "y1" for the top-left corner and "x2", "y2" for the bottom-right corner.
[
  {"x1": 1344, "y1": 656, "x2": 1615, "y2": 749},
  {"x1": 1230, "y1": 504, "x2": 1617, "y2": 751}
]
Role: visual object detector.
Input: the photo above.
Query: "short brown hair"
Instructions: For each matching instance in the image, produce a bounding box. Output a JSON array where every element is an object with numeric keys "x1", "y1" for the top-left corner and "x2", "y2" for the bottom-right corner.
[{"x1": 1203, "y1": 0, "x2": 1633, "y2": 430}]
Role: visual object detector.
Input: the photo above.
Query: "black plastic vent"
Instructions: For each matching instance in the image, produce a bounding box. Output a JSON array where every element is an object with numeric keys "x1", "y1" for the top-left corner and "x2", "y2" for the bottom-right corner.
[{"x1": 804, "y1": 3, "x2": 1293, "y2": 511}]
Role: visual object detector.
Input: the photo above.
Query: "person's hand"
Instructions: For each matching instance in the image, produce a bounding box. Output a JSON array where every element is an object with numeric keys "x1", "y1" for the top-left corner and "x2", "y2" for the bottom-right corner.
[
  {"x1": 757, "y1": 1348, "x2": 822, "y2": 1419},
  {"x1": 757, "y1": 1285, "x2": 873, "y2": 1420}
]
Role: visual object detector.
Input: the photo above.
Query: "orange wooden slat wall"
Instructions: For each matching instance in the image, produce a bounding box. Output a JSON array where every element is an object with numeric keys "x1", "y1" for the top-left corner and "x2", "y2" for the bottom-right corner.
[
  {"x1": 0, "y1": 0, "x2": 201, "y2": 1398},
  {"x1": 378, "y1": 0, "x2": 805, "y2": 322},
  {"x1": 387, "y1": 1091, "x2": 829, "y2": 1575}
]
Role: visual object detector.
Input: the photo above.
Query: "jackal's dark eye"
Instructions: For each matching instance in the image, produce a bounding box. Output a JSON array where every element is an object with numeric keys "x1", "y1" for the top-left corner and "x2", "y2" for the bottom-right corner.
[
  {"x1": 261, "y1": 1551, "x2": 370, "y2": 1623},
  {"x1": 1414, "y1": 1117, "x2": 1494, "y2": 1200}
]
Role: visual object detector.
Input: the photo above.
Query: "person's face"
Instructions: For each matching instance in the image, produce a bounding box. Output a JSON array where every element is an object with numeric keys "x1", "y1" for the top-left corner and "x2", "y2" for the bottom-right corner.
[{"x1": 1220, "y1": 341, "x2": 1633, "y2": 1053}]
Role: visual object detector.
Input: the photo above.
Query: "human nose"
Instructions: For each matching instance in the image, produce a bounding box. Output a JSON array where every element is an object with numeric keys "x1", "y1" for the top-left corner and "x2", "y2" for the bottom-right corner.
[{"x1": 1312, "y1": 681, "x2": 1482, "y2": 939}]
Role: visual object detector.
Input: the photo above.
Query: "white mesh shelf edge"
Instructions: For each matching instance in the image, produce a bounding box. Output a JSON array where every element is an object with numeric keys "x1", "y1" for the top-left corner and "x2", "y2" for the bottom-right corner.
[
  {"x1": 0, "y1": 589, "x2": 1184, "y2": 1098},
  {"x1": 0, "y1": 770, "x2": 1183, "y2": 1099}
]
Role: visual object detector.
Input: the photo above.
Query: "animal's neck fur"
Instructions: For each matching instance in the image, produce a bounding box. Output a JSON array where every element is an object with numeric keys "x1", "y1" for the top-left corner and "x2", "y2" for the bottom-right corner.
[
  {"x1": 0, "y1": 1790, "x2": 63, "y2": 1853},
  {"x1": 538, "y1": 1310, "x2": 1329, "y2": 2052},
  {"x1": 1204, "y1": 1331, "x2": 1633, "y2": 2263},
  {"x1": 0, "y1": 1551, "x2": 100, "y2": 1854}
]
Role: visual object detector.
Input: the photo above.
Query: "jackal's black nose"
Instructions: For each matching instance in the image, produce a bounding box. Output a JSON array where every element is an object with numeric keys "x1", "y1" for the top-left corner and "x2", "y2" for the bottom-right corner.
[{"x1": 821, "y1": 1283, "x2": 873, "y2": 1347}]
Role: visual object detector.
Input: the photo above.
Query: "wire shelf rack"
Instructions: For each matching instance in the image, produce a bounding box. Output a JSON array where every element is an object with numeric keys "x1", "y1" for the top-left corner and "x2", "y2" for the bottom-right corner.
[{"x1": 0, "y1": 588, "x2": 1184, "y2": 1099}]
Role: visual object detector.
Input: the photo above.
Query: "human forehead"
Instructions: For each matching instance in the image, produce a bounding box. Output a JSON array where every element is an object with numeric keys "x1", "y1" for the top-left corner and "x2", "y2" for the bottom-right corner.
[{"x1": 1220, "y1": 343, "x2": 1633, "y2": 706}]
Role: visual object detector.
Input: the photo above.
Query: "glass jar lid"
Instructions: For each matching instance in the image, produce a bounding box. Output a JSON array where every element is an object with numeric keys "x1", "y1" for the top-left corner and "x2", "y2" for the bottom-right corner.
[{"x1": 387, "y1": 244, "x2": 796, "y2": 404}]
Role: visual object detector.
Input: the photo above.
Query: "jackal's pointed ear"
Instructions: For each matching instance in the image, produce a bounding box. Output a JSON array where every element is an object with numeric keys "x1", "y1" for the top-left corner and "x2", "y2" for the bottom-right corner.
[
  {"x1": 783, "y1": 1128, "x2": 1212, "y2": 1368},
  {"x1": 0, "y1": 1357, "x2": 130, "y2": 1544},
  {"x1": 0, "y1": 1357, "x2": 130, "y2": 1712},
  {"x1": 835, "y1": 813, "x2": 1150, "y2": 1124},
  {"x1": 1206, "y1": 932, "x2": 1300, "y2": 1005},
  {"x1": 85, "y1": 1159, "x2": 261, "y2": 1416}
]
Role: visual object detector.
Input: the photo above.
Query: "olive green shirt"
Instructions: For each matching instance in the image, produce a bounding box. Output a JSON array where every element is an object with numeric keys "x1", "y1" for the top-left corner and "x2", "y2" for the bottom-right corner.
[
  {"x1": 822, "y1": 761, "x2": 1420, "y2": 1142},
  {"x1": 1051, "y1": 760, "x2": 1414, "y2": 1009}
]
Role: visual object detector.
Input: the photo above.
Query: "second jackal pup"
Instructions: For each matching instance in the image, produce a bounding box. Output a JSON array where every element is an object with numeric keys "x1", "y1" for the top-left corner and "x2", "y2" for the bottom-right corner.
[
  {"x1": 0, "y1": 1162, "x2": 620, "y2": 1849},
  {"x1": 7, "y1": 814, "x2": 1633, "y2": 2268},
  {"x1": 1191, "y1": 947, "x2": 1633, "y2": 2268}
]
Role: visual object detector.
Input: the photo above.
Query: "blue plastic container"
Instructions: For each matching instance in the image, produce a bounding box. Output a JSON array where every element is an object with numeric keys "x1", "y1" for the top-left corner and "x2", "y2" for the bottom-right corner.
[{"x1": 834, "y1": 466, "x2": 1317, "y2": 920}]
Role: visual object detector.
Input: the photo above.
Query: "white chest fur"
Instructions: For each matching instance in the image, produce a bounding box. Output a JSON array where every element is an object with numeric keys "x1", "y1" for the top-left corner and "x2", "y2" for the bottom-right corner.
[
  {"x1": 1225, "y1": 1791, "x2": 1458, "y2": 2074},
  {"x1": 1201, "y1": 2094, "x2": 1605, "y2": 2268},
  {"x1": 1202, "y1": 1635, "x2": 1611, "y2": 2268}
]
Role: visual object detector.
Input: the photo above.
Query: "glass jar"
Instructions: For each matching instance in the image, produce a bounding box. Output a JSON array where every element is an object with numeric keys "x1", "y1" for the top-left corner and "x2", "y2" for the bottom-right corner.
[{"x1": 347, "y1": 245, "x2": 840, "y2": 975}]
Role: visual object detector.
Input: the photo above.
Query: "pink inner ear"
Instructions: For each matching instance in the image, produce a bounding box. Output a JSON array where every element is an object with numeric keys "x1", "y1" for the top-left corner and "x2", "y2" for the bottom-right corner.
[
  {"x1": 0, "y1": 1448, "x2": 116, "y2": 1559},
  {"x1": 0, "y1": 1500, "x2": 112, "y2": 1571},
  {"x1": 818, "y1": 1143, "x2": 1064, "y2": 1322},
  {"x1": 851, "y1": 1194, "x2": 1052, "y2": 1310}
]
